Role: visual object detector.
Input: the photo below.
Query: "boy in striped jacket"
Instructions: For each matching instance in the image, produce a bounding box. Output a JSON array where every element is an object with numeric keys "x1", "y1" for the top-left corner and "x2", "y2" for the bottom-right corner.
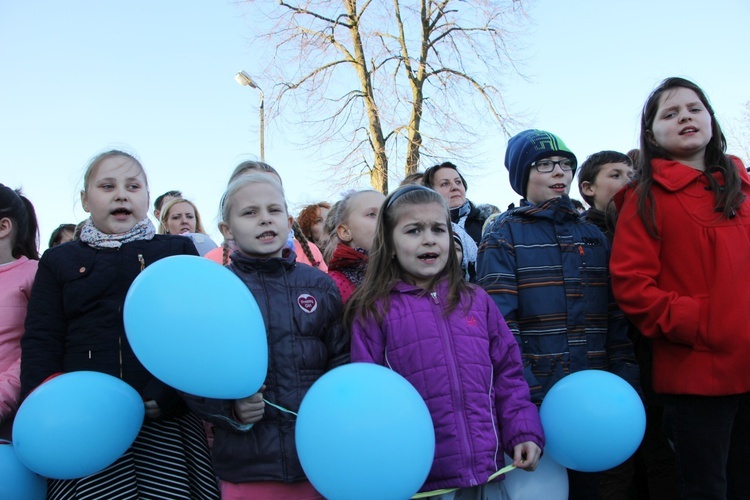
[{"x1": 477, "y1": 129, "x2": 639, "y2": 500}]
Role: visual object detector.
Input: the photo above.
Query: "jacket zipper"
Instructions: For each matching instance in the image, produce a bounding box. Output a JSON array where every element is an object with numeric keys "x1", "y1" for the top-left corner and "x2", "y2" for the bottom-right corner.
[
  {"x1": 578, "y1": 244, "x2": 587, "y2": 288},
  {"x1": 118, "y1": 336, "x2": 123, "y2": 379},
  {"x1": 432, "y1": 290, "x2": 478, "y2": 485}
]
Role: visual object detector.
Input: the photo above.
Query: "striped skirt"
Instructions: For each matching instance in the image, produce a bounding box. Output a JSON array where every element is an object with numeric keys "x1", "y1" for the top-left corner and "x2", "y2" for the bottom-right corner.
[{"x1": 47, "y1": 412, "x2": 220, "y2": 500}]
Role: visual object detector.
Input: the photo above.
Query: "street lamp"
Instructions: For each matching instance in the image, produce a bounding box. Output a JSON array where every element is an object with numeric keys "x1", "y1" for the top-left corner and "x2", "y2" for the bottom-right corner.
[{"x1": 234, "y1": 70, "x2": 265, "y2": 162}]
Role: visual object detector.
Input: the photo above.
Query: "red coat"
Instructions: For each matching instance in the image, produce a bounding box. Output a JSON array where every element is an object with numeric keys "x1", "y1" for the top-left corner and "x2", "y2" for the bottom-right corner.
[{"x1": 611, "y1": 158, "x2": 750, "y2": 396}]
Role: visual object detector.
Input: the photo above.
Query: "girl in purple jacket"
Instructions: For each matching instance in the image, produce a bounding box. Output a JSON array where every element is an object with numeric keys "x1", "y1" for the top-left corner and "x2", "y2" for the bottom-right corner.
[{"x1": 346, "y1": 185, "x2": 544, "y2": 497}]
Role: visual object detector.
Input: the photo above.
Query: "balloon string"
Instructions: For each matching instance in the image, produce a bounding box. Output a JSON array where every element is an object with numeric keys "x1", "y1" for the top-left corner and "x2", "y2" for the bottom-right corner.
[
  {"x1": 263, "y1": 398, "x2": 297, "y2": 416},
  {"x1": 488, "y1": 464, "x2": 516, "y2": 481},
  {"x1": 411, "y1": 464, "x2": 516, "y2": 498}
]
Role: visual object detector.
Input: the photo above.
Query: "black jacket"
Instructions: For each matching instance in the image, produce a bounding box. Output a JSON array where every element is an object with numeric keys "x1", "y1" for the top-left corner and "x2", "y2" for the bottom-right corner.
[
  {"x1": 21, "y1": 236, "x2": 198, "y2": 416},
  {"x1": 184, "y1": 250, "x2": 348, "y2": 484}
]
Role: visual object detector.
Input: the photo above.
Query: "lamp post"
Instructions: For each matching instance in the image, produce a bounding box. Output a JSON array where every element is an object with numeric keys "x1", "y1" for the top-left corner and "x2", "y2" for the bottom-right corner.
[{"x1": 234, "y1": 70, "x2": 265, "y2": 162}]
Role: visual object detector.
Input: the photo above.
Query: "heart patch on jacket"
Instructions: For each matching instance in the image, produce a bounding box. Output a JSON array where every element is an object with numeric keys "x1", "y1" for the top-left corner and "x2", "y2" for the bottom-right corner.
[{"x1": 297, "y1": 294, "x2": 318, "y2": 314}]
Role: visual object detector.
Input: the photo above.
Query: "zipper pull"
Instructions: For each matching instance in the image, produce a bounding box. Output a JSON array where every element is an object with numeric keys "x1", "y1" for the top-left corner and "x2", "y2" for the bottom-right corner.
[
  {"x1": 430, "y1": 291, "x2": 439, "y2": 304},
  {"x1": 138, "y1": 254, "x2": 145, "y2": 271},
  {"x1": 577, "y1": 245, "x2": 585, "y2": 256}
]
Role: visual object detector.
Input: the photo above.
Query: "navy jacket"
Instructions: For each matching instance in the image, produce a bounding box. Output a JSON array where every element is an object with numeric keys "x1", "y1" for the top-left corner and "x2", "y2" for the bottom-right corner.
[
  {"x1": 477, "y1": 196, "x2": 639, "y2": 405},
  {"x1": 184, "y1": 250, "x2": 348, "y2": 484}
]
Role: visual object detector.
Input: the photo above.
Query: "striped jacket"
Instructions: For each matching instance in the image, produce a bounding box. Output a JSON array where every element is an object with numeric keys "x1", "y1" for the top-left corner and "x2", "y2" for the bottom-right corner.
[{"x1": 477, "y1": 196, "x2": 639, "y2": 405}]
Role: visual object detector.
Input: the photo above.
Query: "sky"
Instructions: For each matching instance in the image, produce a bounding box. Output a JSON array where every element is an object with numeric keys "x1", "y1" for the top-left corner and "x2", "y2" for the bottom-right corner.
[{"x1": 1, "y1": 0, "x2": 748, "y2": 250}]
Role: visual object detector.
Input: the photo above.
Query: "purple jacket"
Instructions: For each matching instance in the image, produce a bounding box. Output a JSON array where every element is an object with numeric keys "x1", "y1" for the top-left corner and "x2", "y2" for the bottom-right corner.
[{"x1": 351, "y1": 280, "x2": 544, "y2": 492}]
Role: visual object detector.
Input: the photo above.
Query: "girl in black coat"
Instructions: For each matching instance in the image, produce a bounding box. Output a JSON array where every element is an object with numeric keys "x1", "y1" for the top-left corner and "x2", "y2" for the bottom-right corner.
[{"x1": 21, "y1": 150, "x2": 220, "y2": 500}]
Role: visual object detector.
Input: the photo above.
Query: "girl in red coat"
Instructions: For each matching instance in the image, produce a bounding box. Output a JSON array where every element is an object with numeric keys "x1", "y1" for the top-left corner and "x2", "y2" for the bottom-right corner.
[{"x1": 610, "y1": 77, "x2": 750, "y2": 499}]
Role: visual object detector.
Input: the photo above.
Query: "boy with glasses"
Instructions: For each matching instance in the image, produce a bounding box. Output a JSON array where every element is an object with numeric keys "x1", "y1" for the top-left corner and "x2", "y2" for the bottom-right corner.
[{"x1": 477, "y1": 129, "x2": 639, "y2": 499}]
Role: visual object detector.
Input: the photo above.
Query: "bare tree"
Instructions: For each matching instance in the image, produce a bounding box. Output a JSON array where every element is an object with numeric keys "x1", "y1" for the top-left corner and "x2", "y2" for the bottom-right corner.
[
  {"x1": 244, "y1": 0, "x2": 529, "y2": 193},
  {"x1": 726, "y1": 101, "x2": 750, "y2": 166}
]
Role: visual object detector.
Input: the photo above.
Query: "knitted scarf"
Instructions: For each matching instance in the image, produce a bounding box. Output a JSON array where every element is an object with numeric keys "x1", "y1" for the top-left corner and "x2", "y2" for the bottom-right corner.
[
  {"x1": 79, "y1": 217, "x2": 155, "y2": 249},
  {"x1": 449, "y1": 200, "x2": 472, "y2": 229},
  {"x1": 328, "y1": 244, "x2": 368, "y2": 288}
]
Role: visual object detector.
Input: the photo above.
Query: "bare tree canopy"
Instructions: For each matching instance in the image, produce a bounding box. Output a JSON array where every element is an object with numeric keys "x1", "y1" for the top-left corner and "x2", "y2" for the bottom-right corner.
[
  {"x1": 244, "y1": 0, "x2": 530, "y2": 193},
  {"x1": 727, "y1": 101, "x2": 750, "y2": 167}
]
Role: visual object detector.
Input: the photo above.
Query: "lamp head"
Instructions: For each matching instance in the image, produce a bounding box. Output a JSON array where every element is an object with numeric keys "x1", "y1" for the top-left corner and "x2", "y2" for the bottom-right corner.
[{"x1": 235, "y1": 70, "x2": 259, "y2": 89}]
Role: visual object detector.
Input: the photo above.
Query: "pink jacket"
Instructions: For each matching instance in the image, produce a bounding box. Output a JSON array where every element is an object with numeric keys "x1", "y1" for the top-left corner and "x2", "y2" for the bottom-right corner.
[{"x1": 0, "y1": 257, "x2": 38, "y2": 419}]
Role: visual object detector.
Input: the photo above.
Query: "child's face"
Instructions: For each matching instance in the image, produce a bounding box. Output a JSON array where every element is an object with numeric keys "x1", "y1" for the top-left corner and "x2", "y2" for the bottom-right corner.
[
  {"x1": 392, "y1": 202, "x2": 450, "y2": 289},
  {"x1": 165, "y1": 202, "x2": 197, "y2": 235},
  {"x1": 581, "y1": 162, "x2": 632, "y2": 211},
  {"x1": 220, "y1": 183, "x2": 292, "y2": 259},
  {"x1": 525, "y1": 156, "x2": 573, "y2": 205},
  {"x1": 338, "y1": 191, "x2": 385, "y2": 252},
  {"x1": 311, "y1": 207, "x2": 329, "y2": 243},
  {"x1": 432, "y1": 167, "x2": 466, "y2": 209},
  {"x1": 81, "y1": 156, "x2": 149, "y2": 235},
  {"x1": 650, "y1": 87, "x2": 712, "y2": 164}
]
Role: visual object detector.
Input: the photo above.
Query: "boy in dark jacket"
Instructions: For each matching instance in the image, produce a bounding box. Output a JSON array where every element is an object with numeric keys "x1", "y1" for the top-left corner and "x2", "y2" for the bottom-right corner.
[{"x1": 477, "y1": 129, "x2": 639, "y2": 500}]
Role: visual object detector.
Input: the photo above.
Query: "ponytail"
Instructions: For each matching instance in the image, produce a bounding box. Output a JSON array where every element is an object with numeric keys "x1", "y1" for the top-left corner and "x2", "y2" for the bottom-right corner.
[
  {"x1": 292, "y1": 221, "x2": 321, "y2": 268},
  {"x1": 0, "y1": 184, "x2": 39, "y2": 260}
]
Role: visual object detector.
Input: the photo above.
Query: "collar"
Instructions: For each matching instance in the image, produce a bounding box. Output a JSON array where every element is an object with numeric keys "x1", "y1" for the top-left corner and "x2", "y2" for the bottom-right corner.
[
  {"x1": 392, "y1": 277, "x2": 450, "y2": 295},
  {"x1": 651, "y1": 159, "x2": 707, "y2": 192},
  {"x1": 228, "y1": 247, "x2": 297, "y2": 273},
  {"x1": 512, "y1": 195, "x2": 579, "y2": 223}
]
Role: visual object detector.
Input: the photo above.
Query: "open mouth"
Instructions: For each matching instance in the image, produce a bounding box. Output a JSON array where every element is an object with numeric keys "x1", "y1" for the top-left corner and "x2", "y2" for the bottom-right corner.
[
  {"x1": 179, "y1": 227, "x2": 191, "y2": 234},
  {"x1": 679, "y1": 126, "x2": 698, "y2": 135},
  {"x1": 550, "y1": 184, "x2": 566, "y2": 190},
  {"x1": 257, "y1": 231, "x2": 277, "y2": 242},
  {"x1": 111, "y1": 208, "x2": 132, "y2": 220},
  {"x1": 418, "y1": 252, "x2": 439, "y2": 262}
]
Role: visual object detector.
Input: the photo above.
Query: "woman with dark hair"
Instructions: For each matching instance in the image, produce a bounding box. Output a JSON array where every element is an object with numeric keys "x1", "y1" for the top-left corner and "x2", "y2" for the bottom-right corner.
[
  {"x1": 0, "y1": 185, "x2": 39, "y2": 439},
  {"x1": 423, "y1": 162, "x2": 482, "y2": 281},
  {"x1": 422, "y1": 162, "x2": 488, "y2": 245}
]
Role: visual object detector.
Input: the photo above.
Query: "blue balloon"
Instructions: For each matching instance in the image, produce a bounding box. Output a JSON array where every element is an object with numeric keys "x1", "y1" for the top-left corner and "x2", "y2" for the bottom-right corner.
[
  {"x1": 0, "y1": 442, "x2": 47, "y2": 499},
  {"x1": 124, "y1": 255, "x2": 267, "y2": 399},
  {"x1": 296, "y1": 363, "x2": 435, "y2": 500},
  {"x1": 502, "y1": 453, "x2": 568, "y2": 500},
  {"x1": 13, "y1": 371, "x2": 144, "y2": 479},
  {"x1": 540, "y1": 370, "x2": 645, "y2": 472}
]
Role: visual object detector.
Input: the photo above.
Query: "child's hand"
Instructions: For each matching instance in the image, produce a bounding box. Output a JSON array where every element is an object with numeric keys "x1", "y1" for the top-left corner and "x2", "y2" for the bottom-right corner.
[
  {"x1": 233, "y1": 385, "x2": 266, "y2": 424},
  {"x1": 144, "y1": 400, "x2": 162, "y2": 419},
  {"x1": 512, "y1": 441, "x2": 542, "y2": 471}
]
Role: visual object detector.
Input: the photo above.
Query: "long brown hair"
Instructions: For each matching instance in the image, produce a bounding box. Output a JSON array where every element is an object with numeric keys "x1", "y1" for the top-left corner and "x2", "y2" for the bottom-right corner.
[
  {"x1": 344, "y1": 186, "x2": 468, "y2": 327},
  {"x1": 635, "y1": 77, "x2": 745, "y2": 237}
]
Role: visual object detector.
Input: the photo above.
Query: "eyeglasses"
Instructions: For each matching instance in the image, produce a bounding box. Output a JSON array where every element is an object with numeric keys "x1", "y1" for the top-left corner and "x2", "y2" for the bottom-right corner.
[{"x1": 531, "y1": 159, "x2": 574, "y2": 173}]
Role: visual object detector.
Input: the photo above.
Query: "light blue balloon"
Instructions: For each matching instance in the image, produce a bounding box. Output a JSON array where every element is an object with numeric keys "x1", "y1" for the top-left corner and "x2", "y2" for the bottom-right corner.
[
  {"x1": 502, "y1": 453, "x2": 568, "y2": 500},
  {"x1": 12, "y1": 371, "x2": 145, "y2": 479},
  {"x1": 540, "y1": 370, "x2": 645, "y2": 472},
  {"x1": 0, "y1": 442, "x2": 47, "y2": 499},
  {"x1": 124, "y1": 255, "x2": 267, "y2": 399},
  {"x1": 296, "y1": 363, "x2": 435, "y2": 500}
]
